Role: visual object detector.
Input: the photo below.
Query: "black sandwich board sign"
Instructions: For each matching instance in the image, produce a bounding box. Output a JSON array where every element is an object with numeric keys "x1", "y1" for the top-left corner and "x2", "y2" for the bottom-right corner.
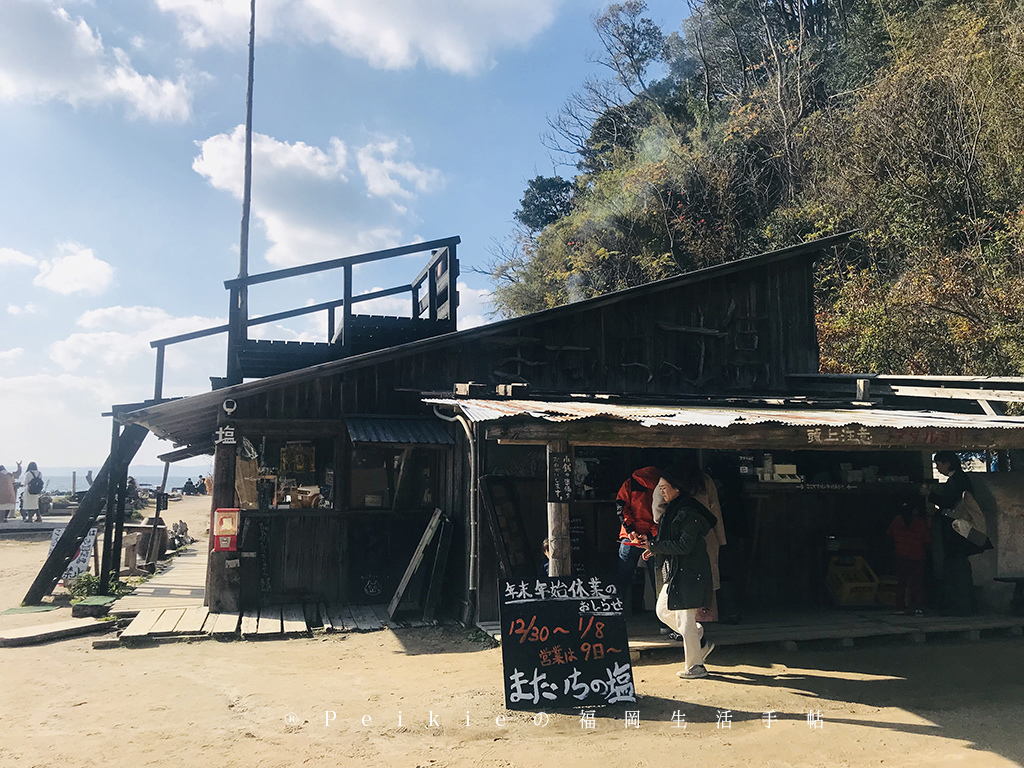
[{"x1": 498, "y1": 575, "x2": 635, "y2": 710}]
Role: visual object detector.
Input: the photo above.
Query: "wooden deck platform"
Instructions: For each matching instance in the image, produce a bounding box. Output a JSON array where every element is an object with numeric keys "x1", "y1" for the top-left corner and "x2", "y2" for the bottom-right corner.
[
  {"x1": 627, "y1": 610, "x2": 1024, "y2": 657},
  {"x1": 479, "y1": 610, "x2": 1024, "y2": 657},
  {"x1": 116, "y1": 602, "x2": 440, "y2": 644},
  {"x1": 0, "y1": 515, "x2": 74, "y2": 538}
]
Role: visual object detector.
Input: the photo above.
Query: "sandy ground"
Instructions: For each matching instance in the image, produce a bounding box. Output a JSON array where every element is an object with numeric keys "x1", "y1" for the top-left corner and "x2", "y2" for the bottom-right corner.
[{"x1": 1, "y1": 497, "x2": 1023, "y2": 768}]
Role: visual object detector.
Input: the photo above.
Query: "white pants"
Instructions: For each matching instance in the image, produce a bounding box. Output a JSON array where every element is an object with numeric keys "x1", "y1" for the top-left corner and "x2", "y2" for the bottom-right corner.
[{"x1": 656, "y1": 585, "x2": 703, "y2": 670}]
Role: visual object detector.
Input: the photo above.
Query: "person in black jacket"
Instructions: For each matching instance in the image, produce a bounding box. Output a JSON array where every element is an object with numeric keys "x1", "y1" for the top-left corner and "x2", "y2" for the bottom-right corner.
[
  {"x1": 922, "y1": 450, "x2": 976, "y2": 614},
  {"x1": 644, "y1": 461, "x2": 718, "y2": 679}
]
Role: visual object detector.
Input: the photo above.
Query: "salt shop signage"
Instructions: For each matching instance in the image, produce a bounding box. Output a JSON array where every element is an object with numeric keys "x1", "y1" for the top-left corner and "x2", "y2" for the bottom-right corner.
[
  {"x1": 499, "y1": 576, "x2": 635, "y2": 710},
  {"x1": 49, "y1": 527, "x2": 97, "y2": 582}
]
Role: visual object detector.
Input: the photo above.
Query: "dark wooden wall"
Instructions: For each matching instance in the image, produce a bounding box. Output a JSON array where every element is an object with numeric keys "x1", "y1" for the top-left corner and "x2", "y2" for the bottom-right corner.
[{"x1": 220, "y1": 256, "x2": 819, "y2": 617}]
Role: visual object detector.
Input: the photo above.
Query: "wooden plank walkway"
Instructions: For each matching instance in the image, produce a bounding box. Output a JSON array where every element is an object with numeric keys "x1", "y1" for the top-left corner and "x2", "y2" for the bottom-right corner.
[
  {"x1": 115, "y1": 602, "x2": 431, "y2": 644},
  {"x1": 257, "y1": 606, "x2": 282, "y2": 636},
  {"x1": 281, "y1": 604, "x2": 308, "y2": 635},
  {"x1": 109, "y1": 546, "x2": 208, "y2": 617}
]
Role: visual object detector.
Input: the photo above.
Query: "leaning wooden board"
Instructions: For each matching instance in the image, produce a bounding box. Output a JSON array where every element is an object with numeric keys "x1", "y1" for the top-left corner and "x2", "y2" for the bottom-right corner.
[{"x1": 1, "y1": 618, "x2": 112, "y2": 647}]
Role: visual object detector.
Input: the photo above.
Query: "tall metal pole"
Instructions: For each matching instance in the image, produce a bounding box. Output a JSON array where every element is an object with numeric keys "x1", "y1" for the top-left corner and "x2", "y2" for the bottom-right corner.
[{"x1": 228, "y1": 0, "x2": 256, "y2": 384}]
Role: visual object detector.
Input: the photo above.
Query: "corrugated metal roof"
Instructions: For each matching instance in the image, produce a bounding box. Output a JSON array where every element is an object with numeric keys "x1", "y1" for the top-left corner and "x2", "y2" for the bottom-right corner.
[
  {"x1": 424, "y1": 398, "x2": 1024, "y2": 431},
  {"x1": 346, "y1": 416, "x2": 454, "y2": 445}
]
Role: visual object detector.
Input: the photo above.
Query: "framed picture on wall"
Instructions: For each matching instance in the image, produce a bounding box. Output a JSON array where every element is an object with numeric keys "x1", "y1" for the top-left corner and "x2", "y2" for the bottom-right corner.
[{"x1": 280, "y1": 442, "x2": 315, "y2": 474}]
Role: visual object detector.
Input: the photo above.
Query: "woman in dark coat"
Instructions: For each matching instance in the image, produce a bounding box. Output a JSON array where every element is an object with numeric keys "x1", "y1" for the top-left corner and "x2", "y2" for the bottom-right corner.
[{"x1": 644, "y1": 461, "x2": 718, "y2": 679}]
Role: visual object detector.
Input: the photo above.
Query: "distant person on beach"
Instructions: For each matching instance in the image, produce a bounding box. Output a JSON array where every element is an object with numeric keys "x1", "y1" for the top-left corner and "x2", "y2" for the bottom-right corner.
[
  {"x1": 183, "y1": 478, "x2": 197, "y2": 495},
  {"x1": 21, "y1": 461, "x2": 43, "y2": 522},
  {"x1": 196, "y1": 475, "x2": 208, "y2": 495},
  {"x1": 1, "y1": 461, "x2": 22, "y2": 522}
]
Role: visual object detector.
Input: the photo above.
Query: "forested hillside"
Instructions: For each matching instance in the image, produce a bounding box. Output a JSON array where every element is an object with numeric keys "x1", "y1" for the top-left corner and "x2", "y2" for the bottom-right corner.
[{"x1": 489, "y1": 0, "x2": 1024, "y2": 377}]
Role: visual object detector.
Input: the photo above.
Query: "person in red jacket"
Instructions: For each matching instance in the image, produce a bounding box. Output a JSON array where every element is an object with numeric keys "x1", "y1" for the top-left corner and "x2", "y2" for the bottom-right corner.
[
  {"x1": 887, "y1": 500, "x2": 932, "y2": 614},
  {"x1": 615, "y1": 466, "x2": 661, "y2": 608}
]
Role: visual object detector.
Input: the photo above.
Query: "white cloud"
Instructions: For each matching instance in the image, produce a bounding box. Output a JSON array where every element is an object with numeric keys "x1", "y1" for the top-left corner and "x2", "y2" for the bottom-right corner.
[
  {"x1": 77, "y1": 305, "x2": 173, "y2": 330},
  {"x1": 357, "y1": 139, "x2": 443, "y2": 201},
  {"x1": 193, "y1": 127, "x2": 348, "y2": 200},
  {"x1": 7, "y1": 303, "x2": 38, "y2": 315},
  {"x1": 50, "y1": 330, "x2": 150, "y2": 371},
  {"x1": 0, "y1": 247, "x2": 37, "y2": 267},
  {"x1": 0, "y1": 372, "x2": 118, "y2": 465},
  {"x1": 0, "y1": 348, "x2": 24, "y2": 362},
  {"x1": 33, "y1": 242, "x2": 114, "y2": 295},
  {"x1": 49, "y1": 306, "x2": 226, "y2": 375},
  {"x1": 0, "y1": 0, "x2": 192, "y2": 121},
  {"x1": 351, "y1": 288, "x2": 413, "y2": 318},
  {"x1": 157, "y1": 0, "x2": 560, "y2": 74},
  {"x1": 193, "y1": 126, "x2": 441, "y2": 267},
  {"x1": 456, "y1": 282, "x2": 493, "y2": 330}
]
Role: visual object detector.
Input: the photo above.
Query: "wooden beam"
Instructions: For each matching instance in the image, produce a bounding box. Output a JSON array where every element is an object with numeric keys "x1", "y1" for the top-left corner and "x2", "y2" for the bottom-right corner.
[
  {"x1": 218, "y1": 418, "x2": 347, "y2": 436},
  {"x1": 388, "y1": 508, "x2": 444, "y2": 618},
  {"x1": 546, "y1": 441, "x2": 571, "y2": 577},
  {"x1": 24, "y1": 423, "x2": 148, "y2": 604},
  {"x1": 879, "y1": 384, "x2": 1024, "y2": 403},
  {"x1": 224, "y1": 236, "x2": 461, "y2": 289},
  {"x1": 978, "y1": 399, "x2": 1005, "y2": 416}
]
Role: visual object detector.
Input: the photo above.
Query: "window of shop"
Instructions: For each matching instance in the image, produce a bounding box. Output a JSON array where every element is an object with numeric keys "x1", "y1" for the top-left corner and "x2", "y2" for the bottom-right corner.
[{"x1": 349, "y1": 446, "x2": 437, "y2": 510}]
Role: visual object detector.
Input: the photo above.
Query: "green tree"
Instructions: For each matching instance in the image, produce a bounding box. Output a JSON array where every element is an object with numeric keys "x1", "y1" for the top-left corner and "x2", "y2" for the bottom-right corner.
[{"x1": 515, "y1": 176, "x2": 575, "y2": 233}]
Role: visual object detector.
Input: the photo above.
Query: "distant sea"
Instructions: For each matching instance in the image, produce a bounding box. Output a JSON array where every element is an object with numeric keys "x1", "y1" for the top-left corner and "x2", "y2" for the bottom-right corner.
[{"x1": 29, "y1": 464, "x2": 213, "y2": 495}]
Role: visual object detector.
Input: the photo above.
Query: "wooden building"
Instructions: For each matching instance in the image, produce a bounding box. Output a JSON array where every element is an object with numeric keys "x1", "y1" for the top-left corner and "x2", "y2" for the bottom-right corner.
[{"x1": 27, "y1": 232, "x2": 1024, "y2": 626}]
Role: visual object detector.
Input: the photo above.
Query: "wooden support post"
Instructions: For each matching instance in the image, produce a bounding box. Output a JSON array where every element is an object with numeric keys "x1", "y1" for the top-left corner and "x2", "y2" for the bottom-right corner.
[
  {"x1": 546, "y1": 441, "x2": 571, "y2": 577},
  {"x1": 855, "y1": 378, "x2": 870, "y2": 401},
  {"x1": 99, "y1": 418, "x2": 120, "y2": 593},
  {"x1": 427, "y1": 258, "x2": 438, "y2": 321},
  {"x1": 153, "y1": 344, "x2": 165, "y2": 401},
  {"x1": 342, "y1": 265, "x2": 353, "y2": 352},
  {"x1": 109, "y1": 465, "x2": 129, "y2": 580},
  {"x1": 206, "y1": 440, "x2": 240, "y2": 613},
  {"x1": 226, "y1": 285, "x2": 244, "y2": 385}
]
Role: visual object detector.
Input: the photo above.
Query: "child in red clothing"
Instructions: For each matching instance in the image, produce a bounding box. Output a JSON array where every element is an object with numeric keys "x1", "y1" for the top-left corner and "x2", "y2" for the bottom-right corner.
[{"x1": 887, "y1": 500, "x2": 932, "y2": 614}]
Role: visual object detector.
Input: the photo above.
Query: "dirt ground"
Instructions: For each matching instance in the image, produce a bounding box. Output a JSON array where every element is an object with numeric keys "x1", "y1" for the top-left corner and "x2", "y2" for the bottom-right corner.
[{"x1": 1, "y1": 497, "x2": 1023, "y2": 768}]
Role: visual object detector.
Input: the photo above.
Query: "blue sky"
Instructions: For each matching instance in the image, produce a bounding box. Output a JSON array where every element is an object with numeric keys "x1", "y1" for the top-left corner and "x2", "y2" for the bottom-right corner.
[{"x1": 0, "y1": 0, "x2": 686, "y2": 469}]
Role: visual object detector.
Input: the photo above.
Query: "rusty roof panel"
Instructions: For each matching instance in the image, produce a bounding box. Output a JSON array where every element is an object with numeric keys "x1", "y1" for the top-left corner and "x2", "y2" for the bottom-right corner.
[{"x1": 424, "y1": 398, "x2": 1024, "y2": 431}]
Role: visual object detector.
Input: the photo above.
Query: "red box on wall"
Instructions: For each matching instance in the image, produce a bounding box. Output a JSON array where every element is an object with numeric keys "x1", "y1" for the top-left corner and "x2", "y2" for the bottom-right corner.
[{"x1": 213, "y1": 508, "x2": 239, "y2": 552}]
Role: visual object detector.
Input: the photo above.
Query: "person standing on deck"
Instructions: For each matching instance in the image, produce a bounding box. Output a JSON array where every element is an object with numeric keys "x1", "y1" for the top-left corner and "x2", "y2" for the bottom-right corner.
[
  {"x1": 21, "y1": 461, "x2": 43, "y2": 522},
  {"x1": 887, "y1": 499, "x2": 932, "y2": 614},
  {"x1": 1, "y1": 462, "x2": 22, "y2": 522},
  {"x1": 644, "y1": 461, "x2": 718, "y2": 679},
  {"x1": 614, "y1": 466, "x2": 661, "y2": 611},
  {"x1": 922, "y1": 450, "x2": 975, "y2": 614}
]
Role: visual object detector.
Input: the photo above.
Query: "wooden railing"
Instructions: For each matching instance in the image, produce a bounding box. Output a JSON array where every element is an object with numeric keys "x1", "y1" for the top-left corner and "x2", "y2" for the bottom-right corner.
[{"x1": 149, "y1": 237, "x2": 460, "y2": 399}]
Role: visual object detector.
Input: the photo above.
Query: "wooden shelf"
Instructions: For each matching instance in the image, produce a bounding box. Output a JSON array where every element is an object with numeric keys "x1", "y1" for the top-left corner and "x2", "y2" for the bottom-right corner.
[{"x1": 744, "y1": 482, "x2": 919, "y2": 494}]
